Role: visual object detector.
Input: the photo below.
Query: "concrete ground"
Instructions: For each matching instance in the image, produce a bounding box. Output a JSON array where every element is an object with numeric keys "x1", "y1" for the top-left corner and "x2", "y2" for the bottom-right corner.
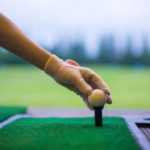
[{"x1": 27, "y1": 108, "x2": 150, "y2": 118}]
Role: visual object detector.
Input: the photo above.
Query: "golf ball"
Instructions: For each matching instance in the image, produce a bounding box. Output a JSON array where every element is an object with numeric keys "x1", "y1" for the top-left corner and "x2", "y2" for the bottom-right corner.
[{"x1": 88, "y1": 89, "x2": 106, "y2": 107}]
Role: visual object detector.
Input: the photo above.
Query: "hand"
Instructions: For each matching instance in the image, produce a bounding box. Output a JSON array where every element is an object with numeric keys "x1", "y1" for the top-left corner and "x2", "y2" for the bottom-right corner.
[{"x1": 45, "y1": 55, "x2": 112, "y2": 110}]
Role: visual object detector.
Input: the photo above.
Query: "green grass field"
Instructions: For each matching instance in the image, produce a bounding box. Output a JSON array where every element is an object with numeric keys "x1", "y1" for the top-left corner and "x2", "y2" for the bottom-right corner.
[
  {"x1": 0, "y1": 117, "x2": 140, "y2": 150},
  {"x1": 0, "y1": 65, "x2": 150, "y2": 109}
]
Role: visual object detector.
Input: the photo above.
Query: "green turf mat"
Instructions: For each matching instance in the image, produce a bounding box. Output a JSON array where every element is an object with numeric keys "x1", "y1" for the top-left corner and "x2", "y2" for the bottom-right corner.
[
  {"x1": 0, "y1": 117, "x2": 140, "y2": 150},
  {"x1": 0, "y1": 106, "x2": 26, "y2": 122}
]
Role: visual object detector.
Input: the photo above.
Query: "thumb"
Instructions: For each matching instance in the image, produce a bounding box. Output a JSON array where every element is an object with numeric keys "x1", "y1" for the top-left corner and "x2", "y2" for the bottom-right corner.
[{"x1": 75, "y1": 77, "x2": 92, "y2": 96}]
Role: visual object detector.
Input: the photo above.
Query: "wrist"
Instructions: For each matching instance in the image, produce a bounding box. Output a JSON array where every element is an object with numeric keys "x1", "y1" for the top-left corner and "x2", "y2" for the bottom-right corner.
[{"x1": 44, "y1": 55, "x2": 63, "y2": 77}]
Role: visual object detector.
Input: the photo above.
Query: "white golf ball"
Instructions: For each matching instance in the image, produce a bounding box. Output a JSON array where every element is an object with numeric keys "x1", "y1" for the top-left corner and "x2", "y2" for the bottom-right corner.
[{"x1": 88, "y1": 89, "x2": 106, "y2": 107}]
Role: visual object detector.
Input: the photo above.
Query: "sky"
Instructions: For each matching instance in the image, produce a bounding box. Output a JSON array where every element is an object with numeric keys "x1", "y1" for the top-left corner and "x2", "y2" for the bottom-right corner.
[{"x1": 0, "y1": 0, "x2": 150, "y2": 55}]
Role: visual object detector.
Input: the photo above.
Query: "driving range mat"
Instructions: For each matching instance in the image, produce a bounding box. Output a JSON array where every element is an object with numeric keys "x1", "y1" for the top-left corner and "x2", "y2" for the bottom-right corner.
[
  {"x1": 0, "y1": 117, "x2": 140, "y2": 150},
  {"x1": 0, "y1": 106, "x2": 26, "y2": 122}
]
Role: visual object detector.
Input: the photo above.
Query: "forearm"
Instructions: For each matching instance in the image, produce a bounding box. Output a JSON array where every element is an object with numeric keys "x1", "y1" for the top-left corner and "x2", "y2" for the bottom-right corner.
[{"x1": 0, "y1": 13, "x2": 51, "y2": 70}]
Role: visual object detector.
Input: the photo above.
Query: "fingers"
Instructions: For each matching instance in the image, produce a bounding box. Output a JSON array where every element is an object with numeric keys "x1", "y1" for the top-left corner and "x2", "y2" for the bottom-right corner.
[
  {"x1": 65, "y1": 59, "x2": 79, "y2": 66},
  {"x1": 59, "y1": 82, "x2": 81, "y2": 95},
  {"x1": 59, "y1": 81, "x2": 94, "y2": 110},
  {"x1": 75, "y1": 76, "x2": 92, "y2": 96},
  {"x1": 84, "y1": 99, "x2": 94, "y2": 110},
  {"x1": 106, "y1": 95, "x2": 112, "y2": 104},
  {"x1": 81, "y1": 94, "x2": 94, "y2": 110},
  {"x1": 80, "y1": 68, "x2": 110, "y2": 95},
  {"x1": 92, "y1": 74, "x2": 110, "y2": 95}
]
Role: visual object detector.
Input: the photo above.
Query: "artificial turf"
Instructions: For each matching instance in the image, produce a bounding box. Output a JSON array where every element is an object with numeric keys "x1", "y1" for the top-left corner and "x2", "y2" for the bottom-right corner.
[
  {"x1": 0, "y1": 117, "x2": 140, "y2": 150},
  {"x1": 0, "y1": 106, "x2": 26, "y2": 122}
]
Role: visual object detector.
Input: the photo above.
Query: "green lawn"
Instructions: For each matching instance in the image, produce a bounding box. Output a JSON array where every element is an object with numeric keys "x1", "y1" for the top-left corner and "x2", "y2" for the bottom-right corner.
[
  {"x1": 0, "y1": 117, "x2": 140, "y2": 150},
  {"x1": 0, "y1": 65, "x2": 150, "y2": 109}
]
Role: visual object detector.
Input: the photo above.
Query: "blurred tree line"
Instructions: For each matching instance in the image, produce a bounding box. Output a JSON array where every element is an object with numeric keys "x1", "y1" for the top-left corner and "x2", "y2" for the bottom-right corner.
[{"x1": 0, "y1": 35, "x2": 150, "y2": 66}]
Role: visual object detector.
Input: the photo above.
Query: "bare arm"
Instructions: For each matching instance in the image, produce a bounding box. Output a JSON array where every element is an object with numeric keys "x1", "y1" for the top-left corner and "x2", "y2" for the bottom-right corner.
[
  {"x1": 0, "y1": 13, "x2": 112, "y2": 108},
  {"x1": 0, "y1": 13, "x2": 50, "y2": 70}
]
